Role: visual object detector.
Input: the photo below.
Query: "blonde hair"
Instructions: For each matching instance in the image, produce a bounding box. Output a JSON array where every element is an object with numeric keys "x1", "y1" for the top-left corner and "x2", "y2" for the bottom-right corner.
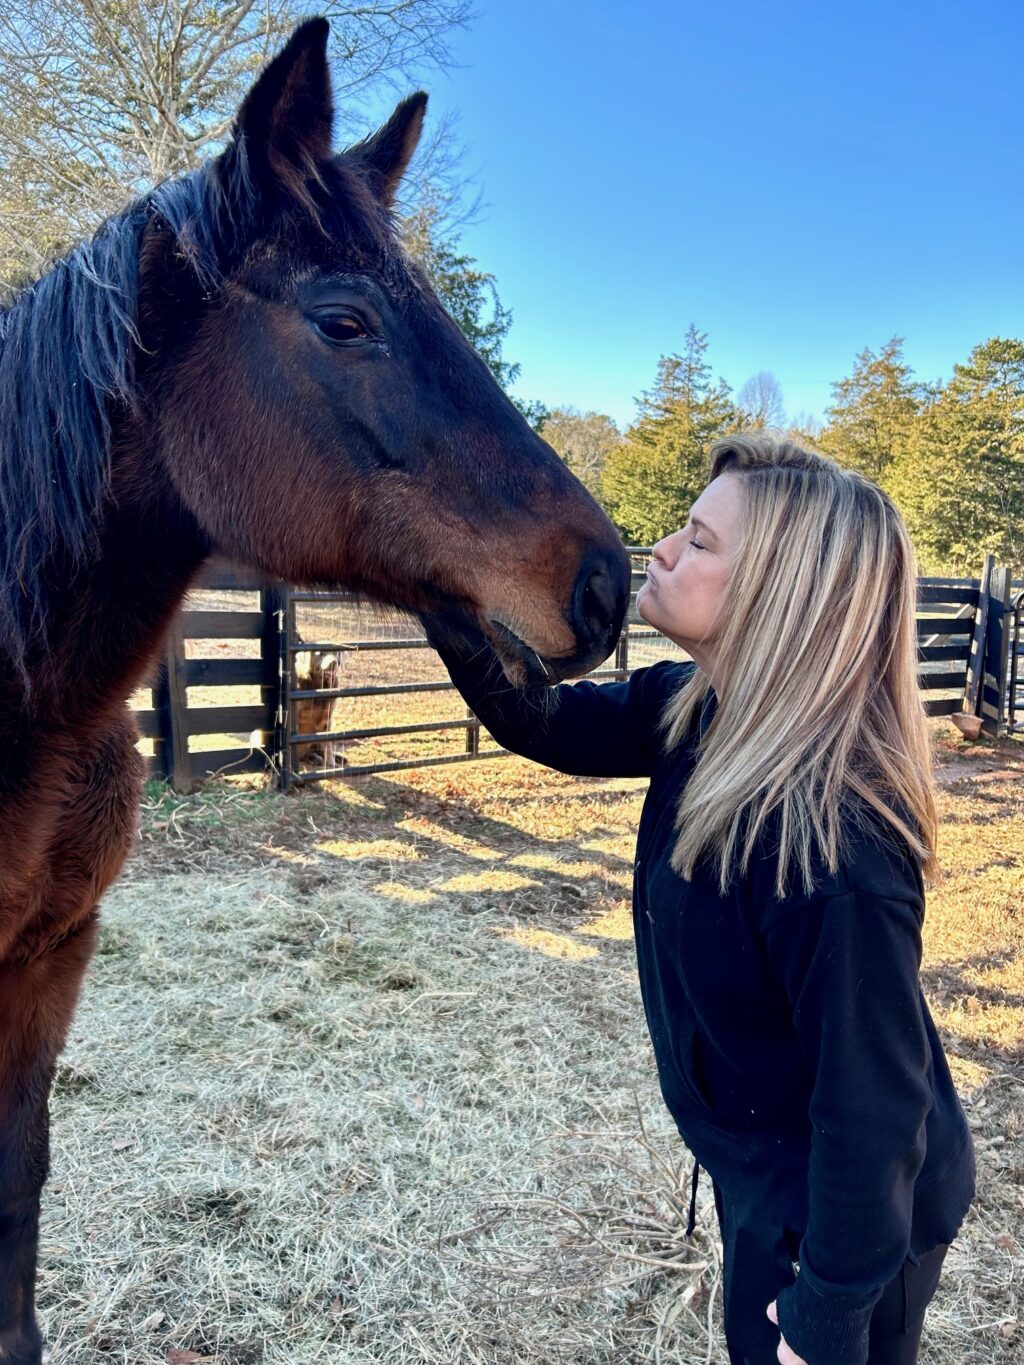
[{"x1": 663, "y1": 432, "x2": 938, "y2": 899}]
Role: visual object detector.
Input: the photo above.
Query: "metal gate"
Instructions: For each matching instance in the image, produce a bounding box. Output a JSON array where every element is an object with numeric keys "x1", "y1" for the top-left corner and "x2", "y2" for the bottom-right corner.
[
  {"x1": 273, "y1": 556, "x2": 1018, "y2": 788},
  {"x1": 276, "y1": 559, "x2": 651, "y2": 786}
]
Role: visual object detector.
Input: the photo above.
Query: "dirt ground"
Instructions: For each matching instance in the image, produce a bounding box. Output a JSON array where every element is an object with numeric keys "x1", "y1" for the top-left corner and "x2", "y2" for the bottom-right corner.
[{"x1": 37, "y1": 720, "x2": 1022, "y2": 1364}]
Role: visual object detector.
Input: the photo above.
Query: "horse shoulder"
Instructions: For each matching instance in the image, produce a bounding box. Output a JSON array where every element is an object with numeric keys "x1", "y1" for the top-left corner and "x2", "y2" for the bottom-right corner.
[{"x1": 0, "y1": 708, "x2": 143, "y2": 964}]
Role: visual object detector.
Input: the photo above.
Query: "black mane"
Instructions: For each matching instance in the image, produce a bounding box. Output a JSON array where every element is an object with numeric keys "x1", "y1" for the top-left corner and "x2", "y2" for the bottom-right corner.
[
  {"x1": 0, "y1": 103, "x2": 408, "y2": 684},
  {"x1": 0, "y1": 160, "x2": 254, "y2": 677}
]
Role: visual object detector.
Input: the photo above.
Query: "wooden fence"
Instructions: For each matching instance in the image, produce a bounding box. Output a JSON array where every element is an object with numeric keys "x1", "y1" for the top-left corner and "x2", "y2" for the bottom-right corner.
[
  {"x1": 134, "y1": 563, "x2": 282, "y2": 786},
  {"x1": 1009, "y1": 584, "x2": 1024, "y2": 733},
  {"x1": 136, "y1": 555, "x2": 1022, "y2": 791}
]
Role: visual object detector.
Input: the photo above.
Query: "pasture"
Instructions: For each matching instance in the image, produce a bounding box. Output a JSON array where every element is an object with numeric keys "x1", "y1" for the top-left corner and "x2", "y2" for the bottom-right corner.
[{"x1": 38, "y1": 722, "x2": 1023, "y2": 1363}]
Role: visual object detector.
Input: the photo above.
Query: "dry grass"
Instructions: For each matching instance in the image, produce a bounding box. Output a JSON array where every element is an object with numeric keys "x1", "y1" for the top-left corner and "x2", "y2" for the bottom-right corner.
[{"x1": 37, "y1": 721, "x2": 1022, "y2": 1363}]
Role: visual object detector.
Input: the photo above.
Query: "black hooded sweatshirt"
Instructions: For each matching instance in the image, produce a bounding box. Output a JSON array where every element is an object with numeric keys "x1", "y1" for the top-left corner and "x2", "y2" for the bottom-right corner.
[{"x1": 432, "y1": 644, "x2": 975, "y2": 1365}]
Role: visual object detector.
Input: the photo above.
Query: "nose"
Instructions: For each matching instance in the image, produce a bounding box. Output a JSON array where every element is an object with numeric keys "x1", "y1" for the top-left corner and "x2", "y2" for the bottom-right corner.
[
  {"x1": 570, "y1": 546, "x2": 631, "y2": 659},
  {"x1": 651, "y1": 531, "x2": 677, "y2": 567}
]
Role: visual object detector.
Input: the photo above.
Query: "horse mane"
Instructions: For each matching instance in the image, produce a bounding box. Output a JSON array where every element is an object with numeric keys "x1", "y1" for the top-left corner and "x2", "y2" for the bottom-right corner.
[
  {"x1": 0, "y1": 159, "x2": 259, "y2": 679},
  {"x1": 0, "y1": 116, "x2": 403, "y2": 684}
]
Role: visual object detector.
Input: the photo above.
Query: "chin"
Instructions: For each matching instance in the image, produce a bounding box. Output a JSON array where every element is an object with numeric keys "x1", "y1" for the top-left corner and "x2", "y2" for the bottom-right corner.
[{"x1": 638, "y1": 600, "x2": 670, "y2": 636}]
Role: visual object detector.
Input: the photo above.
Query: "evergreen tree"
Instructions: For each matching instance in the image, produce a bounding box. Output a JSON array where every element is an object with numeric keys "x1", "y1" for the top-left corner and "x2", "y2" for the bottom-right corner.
[
  {"x1": 818, "y1": 337, "x2": 922, "y2": 483},
  {"x1": 602, "y1": 325, "x2": 740, "y2": 543},
  {"x1": 888, "y1": 339, "x2": 1024, "y2": 575}
]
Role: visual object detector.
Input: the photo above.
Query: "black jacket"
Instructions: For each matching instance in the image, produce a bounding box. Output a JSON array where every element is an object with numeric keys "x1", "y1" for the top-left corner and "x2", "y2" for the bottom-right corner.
[{"x1": 434, "y1": 645, "x2": 975, "y2": 1365}]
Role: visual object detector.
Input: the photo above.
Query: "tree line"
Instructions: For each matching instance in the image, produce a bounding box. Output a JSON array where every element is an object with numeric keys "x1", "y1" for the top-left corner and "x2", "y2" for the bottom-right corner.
[{"x1": 541, "y1": 330, "x2": 1024, "y2": 578}]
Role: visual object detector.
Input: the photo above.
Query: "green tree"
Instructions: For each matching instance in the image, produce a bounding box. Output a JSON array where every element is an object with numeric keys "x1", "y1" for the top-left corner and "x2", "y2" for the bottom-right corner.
[
  {"x1": 538, "y1": 408, "x2": 623, "y2": 495},
  {"x1": 888, "y1": 338, "x2": 1024, "y2": 575},
  {"x1": 818, "y1": 337, "x2": 922, "y2": 483},
  {"x1": 512, "y1": 397, "x2": 550, "y2": 433},
  {"x1": 602, "y1": 325, "x2": 740, "y2": 543}
]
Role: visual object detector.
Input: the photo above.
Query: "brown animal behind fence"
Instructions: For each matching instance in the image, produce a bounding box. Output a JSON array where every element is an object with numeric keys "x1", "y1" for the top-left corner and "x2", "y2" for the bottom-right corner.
[{"x1": 293, "y1": 648, "x2": 343, "y2": 770}]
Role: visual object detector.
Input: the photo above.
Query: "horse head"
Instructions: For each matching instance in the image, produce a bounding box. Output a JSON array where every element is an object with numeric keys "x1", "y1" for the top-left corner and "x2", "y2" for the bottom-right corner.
[{"x1": 139, "y1": 18, "x2": 629, "y2": 683}]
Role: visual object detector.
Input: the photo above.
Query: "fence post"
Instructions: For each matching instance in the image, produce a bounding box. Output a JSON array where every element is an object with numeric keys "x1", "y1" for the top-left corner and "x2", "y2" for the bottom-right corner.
[
  {"x1": 981, "y1": 563, "x2": 1012, "y2": 737},
  {"x1": 1009, "y1": 590, "x2": 1024, "y2": 733},
  {"x1": 953, "y1": 555, "x2": 994, "y2": 738},
  {"x1": 615, "y1": 624, "x2": 630, "y2": 681},
  {"x1": 154, "y1": 614, "x2": 191, "y2": 793},
  {"x1": 261, "y1": 581, "x2": 287, "y2": 780},
  {"x1": 465, "y1": 706, "x2": 480, "y2": 757},
  {"x1": 277, "y1": 587, "x2": 297, "y2": 792}
]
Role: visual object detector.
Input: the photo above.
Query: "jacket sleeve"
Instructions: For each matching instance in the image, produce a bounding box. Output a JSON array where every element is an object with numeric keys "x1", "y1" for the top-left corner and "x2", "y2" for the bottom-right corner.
[
  {"x1": 764, "y1": 889, "x2": 933, "y2": 1365},
  {"x1": 429, "y1": 629, "x2": 692, "y2": 778}
]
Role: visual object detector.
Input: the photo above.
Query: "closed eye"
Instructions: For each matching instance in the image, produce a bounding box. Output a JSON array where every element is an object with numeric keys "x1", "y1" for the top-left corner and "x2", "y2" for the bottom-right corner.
[{"x1": 689, "y1": 537, "x2": 706, "y2": 551}]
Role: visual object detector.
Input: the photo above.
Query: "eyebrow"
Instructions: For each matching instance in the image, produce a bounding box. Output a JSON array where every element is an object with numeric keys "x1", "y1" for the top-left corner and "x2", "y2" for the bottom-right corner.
[{"x1": 688, "y1": 514, "x2": 717, "y2": 539}]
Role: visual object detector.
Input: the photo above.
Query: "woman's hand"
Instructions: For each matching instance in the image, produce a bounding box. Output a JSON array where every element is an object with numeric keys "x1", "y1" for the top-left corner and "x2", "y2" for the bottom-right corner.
[{"x1": 766, "y1": 1301, "x2": 808, "y2": 1365}]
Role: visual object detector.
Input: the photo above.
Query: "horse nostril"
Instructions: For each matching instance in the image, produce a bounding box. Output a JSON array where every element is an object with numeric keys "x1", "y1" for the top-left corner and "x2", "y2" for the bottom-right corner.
[
  {"x1": 571, "y1": 552, "x2": 630, "y2": 653},
  {"x1": 582, "y1": 570, "x2": 615, "y2": 630}
]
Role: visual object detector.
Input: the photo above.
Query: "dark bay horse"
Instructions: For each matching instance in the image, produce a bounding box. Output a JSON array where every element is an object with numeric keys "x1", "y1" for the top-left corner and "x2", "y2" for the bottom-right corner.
[{"x1": 0, "y1": 19, "x2": 629, "y2": 1360}]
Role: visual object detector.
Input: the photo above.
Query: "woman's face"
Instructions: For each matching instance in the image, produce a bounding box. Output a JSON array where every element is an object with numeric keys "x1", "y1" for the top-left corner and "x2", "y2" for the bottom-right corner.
[{"x1": 635, "y1": 472, "x2": 744, "y2": 680}]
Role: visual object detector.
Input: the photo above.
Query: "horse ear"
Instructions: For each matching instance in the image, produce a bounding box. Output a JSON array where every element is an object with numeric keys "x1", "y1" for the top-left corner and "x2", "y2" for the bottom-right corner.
[
  {"x1": 349, "y1": 93, "x2": 428, "y2": 206},
  {"x1": 222, "y1": 18, "x2": 334, "y2": 210}
]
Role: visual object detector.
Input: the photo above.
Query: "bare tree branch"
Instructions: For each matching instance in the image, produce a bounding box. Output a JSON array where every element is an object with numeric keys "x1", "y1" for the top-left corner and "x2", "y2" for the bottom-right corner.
[
  {"x1": 0, "y1": 0, "x2": 473, "y2": 289},
  {"x1": 737, "y1": 370, "x2": 786, "y2": 430}
]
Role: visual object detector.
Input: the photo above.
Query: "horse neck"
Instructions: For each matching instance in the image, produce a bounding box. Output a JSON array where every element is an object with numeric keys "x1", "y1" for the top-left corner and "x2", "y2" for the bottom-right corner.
[{"x1": 18, "y1": 435, "x2": 208, "y2": 730}]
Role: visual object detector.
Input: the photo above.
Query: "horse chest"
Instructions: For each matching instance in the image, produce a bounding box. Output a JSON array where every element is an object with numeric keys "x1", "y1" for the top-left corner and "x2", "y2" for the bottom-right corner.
[{"x1": 0, "y1": 711, "x2": 143, "y2": 963}]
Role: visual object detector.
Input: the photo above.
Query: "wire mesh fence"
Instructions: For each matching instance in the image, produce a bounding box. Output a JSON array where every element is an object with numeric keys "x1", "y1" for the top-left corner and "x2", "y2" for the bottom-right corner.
[
  {"x1": 133, "y1": 554, "x2": 1018, "y2": 791},
  {"x1": 279, "y1": 550, "x2": 684, "y2": 782}
]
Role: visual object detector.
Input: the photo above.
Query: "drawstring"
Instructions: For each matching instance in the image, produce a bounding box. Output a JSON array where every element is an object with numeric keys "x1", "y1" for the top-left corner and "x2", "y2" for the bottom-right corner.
[
  {"x1": 685, "y1": 1159, "x2": 701, "y2": 1236},
  {"x1": 901, "y1": 1261, "x2": 909, "y2": 1333}
]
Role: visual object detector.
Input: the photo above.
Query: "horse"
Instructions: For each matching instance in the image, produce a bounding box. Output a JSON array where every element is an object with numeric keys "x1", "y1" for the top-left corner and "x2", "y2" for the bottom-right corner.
[
  {"x1": 293, "y1": 646, "x2": 343, "y2": 769},
  {"x1": 0, "y1": 19, "x2": 630, "y2": 1360}
]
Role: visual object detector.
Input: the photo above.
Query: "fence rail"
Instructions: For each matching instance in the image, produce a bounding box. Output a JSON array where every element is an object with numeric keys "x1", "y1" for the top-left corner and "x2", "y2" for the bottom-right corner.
[
  {"x1": 134, "y1": 574, "x2": 281, "y2": 785},
  {"x1": 1008, "y1": 584, "x2": 1024, "y2": 734},
  {"x1": 137, "y1": 553, "x2": 1021, "y2": 791}
]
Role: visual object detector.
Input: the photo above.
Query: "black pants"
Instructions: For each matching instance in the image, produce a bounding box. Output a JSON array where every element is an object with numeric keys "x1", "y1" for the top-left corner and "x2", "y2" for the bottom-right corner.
[{"x1": 712, "y1": 1180, "x2": 949, "y2": 1365}]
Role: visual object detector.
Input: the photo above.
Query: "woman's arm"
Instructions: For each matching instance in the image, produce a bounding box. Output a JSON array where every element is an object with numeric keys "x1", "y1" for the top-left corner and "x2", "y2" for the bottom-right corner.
[
  {"x1": 763, "y1": 888, "x2": 933, "y2": 1365},
  {"x1": 424, "y1": 618, "x2": 692, "y2": 779}
]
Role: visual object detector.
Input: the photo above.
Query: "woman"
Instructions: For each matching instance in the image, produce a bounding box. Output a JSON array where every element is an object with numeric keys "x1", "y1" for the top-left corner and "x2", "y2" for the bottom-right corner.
[{"x1": 424, "y1": 434, "x2": 975, "y2": 1365}]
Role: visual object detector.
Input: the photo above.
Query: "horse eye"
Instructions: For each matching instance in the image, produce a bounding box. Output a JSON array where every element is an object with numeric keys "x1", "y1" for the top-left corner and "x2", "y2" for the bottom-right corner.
[{"x1": 311, "y1": 311, "x2": 370, "y2": 345}]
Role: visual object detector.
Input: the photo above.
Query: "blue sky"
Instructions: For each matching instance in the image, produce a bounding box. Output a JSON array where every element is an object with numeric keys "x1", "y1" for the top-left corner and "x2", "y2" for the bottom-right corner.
[{"x1": 374, "y1": 1, "x2": 1024, "y2": 431}]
